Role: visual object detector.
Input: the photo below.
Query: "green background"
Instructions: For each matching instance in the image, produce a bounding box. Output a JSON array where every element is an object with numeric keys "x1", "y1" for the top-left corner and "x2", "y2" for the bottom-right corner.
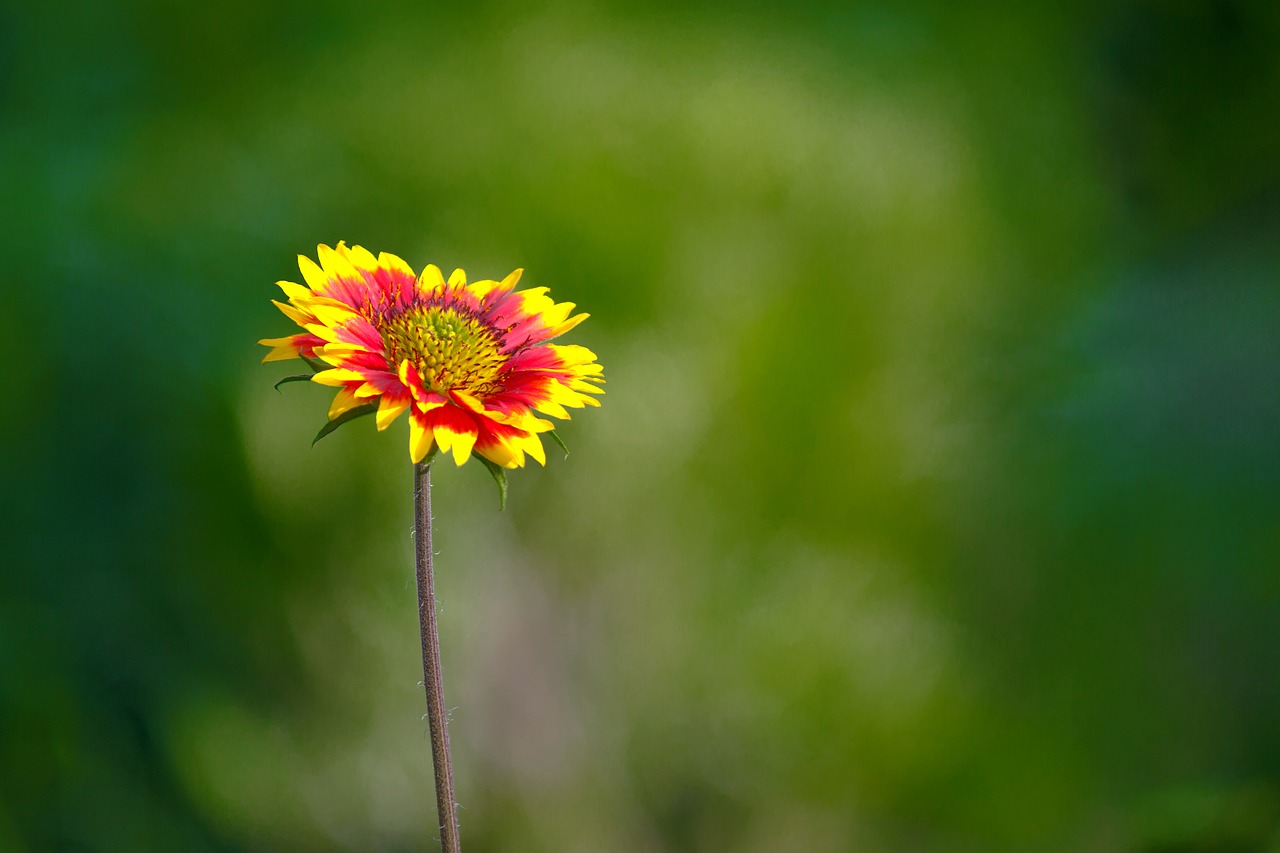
[{"x1": 3, "y1": 2, "x2": 1279, "y2": 850}]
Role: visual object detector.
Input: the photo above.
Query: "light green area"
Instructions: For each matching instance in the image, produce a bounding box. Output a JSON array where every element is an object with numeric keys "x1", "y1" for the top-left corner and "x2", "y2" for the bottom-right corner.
[{"x1": 3, "y1": 2, "x2": 1279, "y2": 851}]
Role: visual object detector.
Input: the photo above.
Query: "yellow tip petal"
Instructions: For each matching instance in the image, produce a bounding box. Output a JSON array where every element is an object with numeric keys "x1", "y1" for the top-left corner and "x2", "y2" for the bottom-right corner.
[
  {"x1": 549, "y1": 343, "x2": 598, "y2": 365},
  {"x1": 298, "y1": 254, "x2": 330, "y2": 292},
  {"x1": 317, "y1": 244, "x2": 352, "y2": 277},
  {"x1": 450, "y1": 389, "x2": 485, "y2": 414},
  {"x1": 377, "y1": 395, "x2": 409, "y2": 430},
  {"x1": 521, "y1": 433, "x2": 547, "y2": 466},
  {"x1": 434, "y1": 424, "x2": 477, "y2": 466},
  {"x1": 467, "y1": 278, "x2": 500, "y2": 299},
  {"x1": 478, "y1": 438, "x2": 524, "y2": 469},
  {"x1": 312, "y1": 368, "x2": 365, "y2": 386},
  {"x1": 339, "y1": 243, "x2": 379, "y2": 272},
  {"x1": 328, "y1": 386, "x2": 363, "y2": 420},
  {"x1": 410, "y1": 416, "x2": 435, "y2": 463},
  {"x1": 419, "y1": 264, "x2": 445, "y2": 291},
  {"x1": 258, "y1": 337, "x2": 302, "y2": 363},
  {"x1": 533, "y1": 398, "x2": 571, "y2": 420},
  {"x1": 276, "y1": 280, "x2": 312, "y2": 301},
  {"x1": 309, "y1": 302, "x2": 360, "y2": 327},
  {"x1": 540, "y1": 301, "x2": 575, "y2": 328},
  {"x1": 448, "y1": 268, "x2": 467, "y2": 287},
  {"x1": 271, "y1": 299, "x2": 312, "y2": 327},
  {"x1": 303, "y1": 323, "x2": 341, "y2": 344},
  {"x1": 379, "y1": 251, "x2": 414, "y2": 277},
  {"x1": 550, "y1": 312, "x2": 589, "y2": 338}
]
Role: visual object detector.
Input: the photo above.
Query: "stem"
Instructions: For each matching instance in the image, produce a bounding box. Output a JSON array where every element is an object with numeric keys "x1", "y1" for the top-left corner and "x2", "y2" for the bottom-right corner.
[{"x1": 414, "y1": 461, "x2": 462, "y2": 853}]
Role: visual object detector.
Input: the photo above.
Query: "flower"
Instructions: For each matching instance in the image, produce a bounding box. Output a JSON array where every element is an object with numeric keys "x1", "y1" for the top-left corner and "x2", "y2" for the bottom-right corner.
[{"x1": 260, "y1": 243, "x2": 604, "y2": 467}]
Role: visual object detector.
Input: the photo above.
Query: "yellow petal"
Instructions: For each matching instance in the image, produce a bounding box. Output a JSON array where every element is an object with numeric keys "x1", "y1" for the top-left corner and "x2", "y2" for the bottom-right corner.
[
  {"x1": 314, "y1": 349, "x2": 350, "y2": 367},
  {"x1": 433, "y1": 423, "x2": 477, "y2": 466},
  {"x1": 302, "y1": 323, "x2": 341, "y2": 343},
  {"x1": 276, "y1": 280, "x2": 312, "y2": 301},
  {"x1": 519, "y1": 432, "x2": 547, "y2": 466},
  {"x1": 448, "y1": 268, "x2": 467, "y2": 287},
  {"x1": 418, "y1": 263, "x2": 445, "y2": 291},
  {"x1": 531, "y1": 397, "x2": 571, "y2": 420},
  {"x1": 377, "y1": 395, "x2": 409, "y2": 430},
  {"x1": 502, "y1": 409, "x2": 555, "y2": 433},
  {"x1": 328, "y1": 386, "x2": 363, "y2": 419},
  {"x1": 339, "y1": 243, "x2": 379, "y2": 273},
  {"x1": 291, "y1": 293, "x2": 351, "y2": 312},
  {"x1": 569, "y1": 379, "x2": 606, "y2": 394},
  {"x1": 547, "y1": 382, "x2": 589, "y2": 408},
  {"x1": 317, "y1": 243, "x2": 360, "y2": 281},
  {"x1": 516, "y1": 288, "x2": 553, "y2": 316},
  {"x1": 314, "y1": 343, "x2": 369, "y2": 361},
  {"x1": 409, "y1": 416, "x2": 435, "y2": 463},
  {"x1": 379, "y1": 251, "x2": 414, "y2": 277},
  {"x1": 271, "y1": 299, "x2": 312, "y2": 327},
  {"x1": 258, "y1": 337, "x2": 301, "y2": 363},
  {"x1": 465, "y1": 278, "x2": 499, "y2": 299},
  {"x1": 549, "y1": 344, "x2": 598, "y2": 365},
  {"x1": 312, "y1": 368, "x2": 365, "y2": 386},
  {"x1": 298, "y1": 254, "x2": 330, "y2": 292},
  {"x1": 478, "y1": 437, "x2": 523, "y2": 469},
  {"x1": 549, "y1": 312, "x2": 589, "y2": 338},
  {"x1": 450, "y1": 389, "x2": 485, "y2": 413},
  {"x1": 310, "y1": 302, "x2": 360, "y2": 327},
  {"x1": 539, "y1": 301, "x2": 575, "y2": 328},
  {"x1": 472, "y1": 268, "x2": 522, "y2": 301},
  {"x1": 528, "y1": 414, "x2": 555, "y2": 433}
]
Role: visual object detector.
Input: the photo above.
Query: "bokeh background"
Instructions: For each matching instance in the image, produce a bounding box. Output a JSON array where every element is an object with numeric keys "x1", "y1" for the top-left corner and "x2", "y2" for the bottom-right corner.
[{"x1": 3, "y1": 1, "x2": 1279, "y2": 850}]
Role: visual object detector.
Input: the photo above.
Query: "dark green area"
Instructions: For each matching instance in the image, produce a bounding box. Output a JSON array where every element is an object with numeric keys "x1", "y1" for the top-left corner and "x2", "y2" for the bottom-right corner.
[{"x1": 3, "y1": 1, "x2": 1278, "y2": 850}]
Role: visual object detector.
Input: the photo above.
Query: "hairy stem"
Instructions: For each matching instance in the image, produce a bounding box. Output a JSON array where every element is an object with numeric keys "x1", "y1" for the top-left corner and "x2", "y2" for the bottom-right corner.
[{"x1": 414, "y1": 461, "x2": 462, "y2": 853}]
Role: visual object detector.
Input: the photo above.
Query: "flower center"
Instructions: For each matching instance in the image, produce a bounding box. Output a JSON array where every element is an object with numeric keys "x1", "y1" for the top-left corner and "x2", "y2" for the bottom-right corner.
[{"x1": 381, "y1": 306, "x2": 506, "y2": 397}]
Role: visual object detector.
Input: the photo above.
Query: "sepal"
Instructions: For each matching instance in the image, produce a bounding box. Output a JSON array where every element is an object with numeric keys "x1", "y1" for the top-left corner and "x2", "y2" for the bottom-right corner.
[
  {"x1": 301, "y1": 354, "x2": 330, "y2": 373},
  {"x1": 274, "y1": 374, "x2": 316, "y2": 392},
  {"x1": 548, "y1": 429, "x2": 570, "y2": 459},
  {"x1": 313, "y1": 403, "x2": 378, "y2": 445},
  {"x1": 477, "y1": 456, "x2": 509, "y2": 511}
]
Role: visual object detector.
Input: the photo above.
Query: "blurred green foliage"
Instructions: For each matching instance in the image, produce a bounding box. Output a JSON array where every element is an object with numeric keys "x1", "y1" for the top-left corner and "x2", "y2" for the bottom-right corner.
[{"x1": 3, "y1": 1, "x2": 1279, "y2": 851}]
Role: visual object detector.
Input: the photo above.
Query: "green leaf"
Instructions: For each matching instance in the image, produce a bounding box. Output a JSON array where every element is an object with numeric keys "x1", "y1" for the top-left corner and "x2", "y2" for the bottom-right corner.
[
  {"x1": 312, "y1": 403, "x2": 378, "y2": 445},
  {"x1": 301, "y1": 354, "x2": 329, "y2": 373},
  {"x1": 548, "y1": 429, "x2": 570, "y2": 458},
  {"x1": 477, "y1": 456, "x2": 509, "y2": 511},
  {"x1": 273, "y1": 373, "x2": 315, "y2": 392}
]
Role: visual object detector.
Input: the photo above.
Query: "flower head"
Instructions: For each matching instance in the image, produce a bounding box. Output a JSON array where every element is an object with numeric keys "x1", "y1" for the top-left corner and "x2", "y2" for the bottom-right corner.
[{"x1": 260, "y1": 243, "x2": 604, "y2": 467}]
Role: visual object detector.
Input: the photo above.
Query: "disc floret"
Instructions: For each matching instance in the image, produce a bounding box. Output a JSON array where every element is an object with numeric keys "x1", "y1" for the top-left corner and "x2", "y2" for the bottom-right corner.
[{"x1": 382, "y1": 306, "x2": 506, "y2": 397}]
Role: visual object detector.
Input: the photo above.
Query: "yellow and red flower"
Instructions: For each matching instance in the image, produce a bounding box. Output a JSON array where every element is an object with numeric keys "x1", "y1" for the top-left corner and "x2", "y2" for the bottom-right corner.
[{"x1": 260, "y1": 243, "x2": 604, "y2": 467}]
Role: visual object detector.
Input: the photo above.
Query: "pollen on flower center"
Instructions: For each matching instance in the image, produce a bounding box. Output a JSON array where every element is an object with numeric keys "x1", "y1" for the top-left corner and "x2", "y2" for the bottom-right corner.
[{"x1": 381, "y1": 306, "x2": 506, "y2": 397}]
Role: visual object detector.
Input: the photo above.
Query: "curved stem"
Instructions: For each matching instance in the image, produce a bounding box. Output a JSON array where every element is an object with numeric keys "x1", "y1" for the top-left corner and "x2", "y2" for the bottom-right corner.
[{"x1": 414, "y1": 461, "x2": 462, "y2": 853}]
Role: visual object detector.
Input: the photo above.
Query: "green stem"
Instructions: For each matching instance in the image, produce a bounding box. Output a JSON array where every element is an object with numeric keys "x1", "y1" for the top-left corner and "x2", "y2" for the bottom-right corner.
[{"x1": 414, "y1": 461, "x2": 462, "y2": 853}]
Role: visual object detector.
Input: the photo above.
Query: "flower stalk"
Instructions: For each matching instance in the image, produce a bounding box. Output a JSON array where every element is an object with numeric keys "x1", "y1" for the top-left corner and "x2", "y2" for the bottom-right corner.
[
  {"x1": 259, "y1": 243, "x2": 604, "y2": 851},
  {"x1": 413, "y1": 460, "x2": 462, "y2": 853}
]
